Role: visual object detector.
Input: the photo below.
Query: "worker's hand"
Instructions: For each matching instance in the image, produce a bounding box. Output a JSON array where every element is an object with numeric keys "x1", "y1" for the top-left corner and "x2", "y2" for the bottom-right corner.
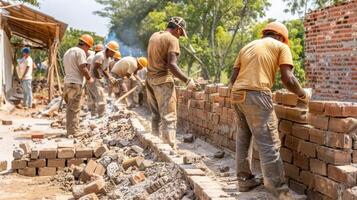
[
  {"x1": 298, "y1": 89, "x2": 312, "y2": 104},
  {"x1": 109, "y1": 77, "x2": 116, "y2": 85},
  {"x1": 186, "y1": 78, "x2": 197, "y2": 91},
  {"x1": 87, "y1": 77, "x2": 95, "y2": 84}
]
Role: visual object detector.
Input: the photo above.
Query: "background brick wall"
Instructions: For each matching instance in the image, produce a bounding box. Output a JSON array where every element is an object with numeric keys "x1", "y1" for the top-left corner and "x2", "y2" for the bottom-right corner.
[{"x1": 304, "y1": 1, "x2": 357, "y2": 101}]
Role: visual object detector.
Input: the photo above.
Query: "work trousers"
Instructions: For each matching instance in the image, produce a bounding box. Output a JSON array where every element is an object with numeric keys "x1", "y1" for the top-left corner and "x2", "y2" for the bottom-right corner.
[
  {"x1": 232, "y1": 90, "x2": 289, "y2": 196},
  {"x1": 146, "y1": 79, "x2": 177, "y2": 148},
  {"x1": 86, "y1": 79, "x2": 106, "y2": 117},
  {"x1": 22, "y1": 79, "x2": 33, "y2": 108},
  {"x1": 63, "y1": 83, "x2": 83, "y2": 136}
]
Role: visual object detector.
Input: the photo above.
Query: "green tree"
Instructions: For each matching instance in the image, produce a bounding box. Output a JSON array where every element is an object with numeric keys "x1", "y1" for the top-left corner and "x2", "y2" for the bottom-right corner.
[
  {"x1": 10, "y1": 0, "x2": 39, "y2": 6},
  {"x1": 283, "y1": 0, "x2": 347, "y2": 15}
]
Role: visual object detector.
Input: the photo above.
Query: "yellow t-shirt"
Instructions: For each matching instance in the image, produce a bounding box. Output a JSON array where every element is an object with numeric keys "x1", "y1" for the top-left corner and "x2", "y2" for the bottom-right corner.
[
  {"x1": 147, "y1": 31, "x2": 180, "y2": 85},
  {"x1": 232, "y1": 37, "x2": 293, "y2": 91}
]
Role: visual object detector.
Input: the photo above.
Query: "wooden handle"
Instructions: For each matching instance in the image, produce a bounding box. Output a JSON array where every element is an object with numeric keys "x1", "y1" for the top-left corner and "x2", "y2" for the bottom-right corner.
[{"x1": 115, "y1": 86, "x2": 139, "y2": 104}]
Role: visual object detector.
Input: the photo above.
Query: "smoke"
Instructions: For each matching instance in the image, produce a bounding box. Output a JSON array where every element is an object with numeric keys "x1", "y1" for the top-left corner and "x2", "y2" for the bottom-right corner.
[{"x1": 106, "y1": 30, "x2": 146, "y2": 57}]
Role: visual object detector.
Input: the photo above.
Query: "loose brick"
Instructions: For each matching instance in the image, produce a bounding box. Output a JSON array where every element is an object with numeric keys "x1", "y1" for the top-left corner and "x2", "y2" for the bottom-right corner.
[
  {"x1": 39, "y1": 148, "x2": 57, "y2": 159},
  {"x1": 73, "y1": 178, "x2": 105, "y2": 199},
  {"x1": 327, "y1": 165, "x2": 357, "y2": 186},
  {"x1": 293, "y1": 152, "x2": 309, "y2": 170},
  {"x1": 38, "y1": 167, "x2": 57, "y2": 176},
  {"x1": 314, "y1": 175, "x2": 339, "y2": 199},
  {"x1": 285, "y1": 107, "x2": 308, "y2": 123},
  {"x1": 307, "y1": 113, "x2": 329, "y2": 131},
  {"x1": 93, "y1": 163, "x2": 105, "y2": 176},
  {"x1": 298, "y1": 141, "x2": 316, "y2": 158},
  {"x1": 67, "y1": 158, "x2": 86, "y2": 167},
  {"x1": 28, "y1": 159, "x2": 46, "y2": 168},
  {"x1": 292, "y1": 124, "x2": 311, "y2": 140},
  {"x1": 11, "y1": 160, "x2": 27, "y2": 169},
  {"x1": 308, "y1": 101, "x2": 325, "y2": 115},
  {"x1": 279, "y1": 120, "x2": 293, "y2": 134},
  {"x1": 57, "y1": 148, "x2": 75, "y2": 159},
  {"x1": 0, "y1": 161, "x2": 7, "y2": 172},
  {"x1": 129, "y1": 171, "x2": 146, "y2": 185},
  {"x1": 80, "y1": 160, "x2": 97, "y2": 182},
  {"x1": 280, "y1": 147, "x2": 293, "y2": 163},
  {"x1": 310, "y1": 159, "x2": 327, "y2": 176},
  {"x1": 316, "y1": 146, "x2": 351, "y2": 165},
  {"x1": 328, "y1": 117, "x2": 357, "y2": 133},
  {"x1": 122, "y1": 157, "x2": 144, "y2": 170},
  {"x1": 47, "y1": 159, "x2": 66, "y2": 168},
  {"x1": 325, "y1": 131, "x2": 352, "y2": 149},
  {"x1": 281, "y1": 93, "x2": 299, "y2": 107},
  {"x1": 309, "y1": 128, "x2": 326, "y2": 145},
  {"x1": 18, "y1": 167, "x2": 36, "y2": 177},
  {"x1": 93, "y1": 145, "x2": 108, "y2": 158}
]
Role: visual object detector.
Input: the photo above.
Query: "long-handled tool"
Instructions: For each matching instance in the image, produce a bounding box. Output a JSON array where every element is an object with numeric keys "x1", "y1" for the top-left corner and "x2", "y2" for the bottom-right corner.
[{"x1": 115, "y1": 86, "x2": 138, "y2": 104}]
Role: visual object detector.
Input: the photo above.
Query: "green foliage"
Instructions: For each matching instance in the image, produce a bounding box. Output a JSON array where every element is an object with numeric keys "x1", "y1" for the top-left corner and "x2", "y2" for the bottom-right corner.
[
  {"x1": 283, "y1": 0, "x2": 348, "y2": 15},
  {"x1": 11, "y1": 0, "x2": 39, "y2": 6}
]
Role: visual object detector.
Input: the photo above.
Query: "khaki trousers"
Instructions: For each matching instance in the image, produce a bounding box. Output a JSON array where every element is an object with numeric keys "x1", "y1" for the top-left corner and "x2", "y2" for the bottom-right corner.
[
  {"x1": 86, "y1": 79, "x2": 106, "y2": 117},
  {"x1": 63, "y1": 83, "x2": 83, "y2": 136}
]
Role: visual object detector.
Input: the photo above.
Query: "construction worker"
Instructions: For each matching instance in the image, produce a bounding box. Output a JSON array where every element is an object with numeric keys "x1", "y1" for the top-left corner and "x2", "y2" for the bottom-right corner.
[
  {"x1": 146, "y1": 17, "x2": 196, "y2": 148},
  {"x1": 110, "y1": 56, "x2": 148, "y2": 105},
  {"x1": 63, "y1": 34, "x2": 94, "y2": 136},
  {"x1": 108, "y1": 51, "x2": 122, "y2": 97},
  {"x1": 18, "y1": 47, "x2": 33, "y2": 109},
  {"x1": 228, "y1": 22, "x2": 309, "y2": 199},
  {"x1": 87, "y1": 41, "x2": 119, "y2": 117},
  {"x1": 94, "y1": 44, "x2": 104, "y2": 54}
]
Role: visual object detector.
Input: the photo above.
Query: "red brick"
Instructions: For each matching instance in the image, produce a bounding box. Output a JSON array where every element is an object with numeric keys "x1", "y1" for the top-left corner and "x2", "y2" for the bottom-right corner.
[
  {"x1": 292, "y1": 124, "x2": 311, "y2": 140},
  {"x1": 11, "y1": 160, "x2": 27, "y2": 169},
  {"x1": 300, "y1": 170, "x2": 314, "y2": 189},
  {"x1": 47, "y1": 159, "x2": 66, "y2": 168},
  {"x1": 281, "y1": 93, "x2": 299, "y2": 107},
  {"x1": 308, "y1": 101, "x2": 326, "y2": 115},
  {"x1": 38, "y1": 167, "x2": 57, "y2": 176},
  {"x1": 18, "y1": 167, "x2": 36, "y2": 177},
  {"x1": 280, "y1": 147, "x2": 293, "y2": 163},
  {"x1": 307, "y1": 114, "x2": 329, "y2": 130},
  {"x1": 298, "y1": 141, "x2": 316, "y2": 158},
  {"x1": 204, "y1": 84, "x2": 217, "y2": 94},
  {"x1": 342, "y1": 187, "x2": 357, "y2": 200},
  {"x1": 283, "y1": 162, "x2": 300, "y2": 181},
  {"x1": 289, "y1": 179, "x2": 306, "y2": 195},
  {"x1": 284, "y1": 135, "x2": 300, "y2": 151},
  {"x1": 274, "y1": 91, "x2": 283, "y2": 104},
  {"x1": 129, "y1": 171, "x2": 146, "y2": 185},
  {"x1": 218, "y1": 87, "x2": 230, "y2": 97},
  {"x1": 309, "y1": 128, "x2": 326, "y2": 145},
  {"x1": 293, "y1": 152, "x2": 309, "y2": 170},
  {"x1": 316, "y1": 146, "x2": 351, "y2": 165},
  {"x1": 353, "y1": 150, "x2": 357, "y2": 163},
  {"x1": 328, "y1": 117, "x2": 357, "y2": 133},
  {"x1": 341, "y1": 103, "x2": 357, "y2": 117},
  {"x1": 285, "y1": 107, "x2": 308, "y2": 123},
  {"x1": 274, "y1": 104, "x2": 286, "y2": 119},
  {"x1": 314, "y1": 175, "x2": 339, "y2": 199},
  {"x1": 325, "y1": 131, "x2": 352, "y2": 149},
  {"x1": 28, "y1": 159, "x2": 46, "y2": 168},
  {"x1": 279, "y1": 120, "x2": 293, "y2": 134},
  {"x1": 324, "y1": 101, "x2": 344, "y2": 117},
  {"x1": 310, "y1": 159, "x2": 327, "y2": 176},
  {"x1": 328, "y1": 165, "x2": 357, "y2": 186}
]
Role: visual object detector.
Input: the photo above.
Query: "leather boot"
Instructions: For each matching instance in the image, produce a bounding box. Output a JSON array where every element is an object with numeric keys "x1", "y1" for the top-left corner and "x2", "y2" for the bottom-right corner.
[{"x1": 237, "y1": 173, "x2": 263, "y2": 192}]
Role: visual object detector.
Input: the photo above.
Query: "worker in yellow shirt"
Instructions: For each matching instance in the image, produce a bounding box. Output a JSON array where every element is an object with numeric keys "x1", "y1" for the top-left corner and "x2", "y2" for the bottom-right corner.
[
  {"x1": 229, "y1": 22, "x2": 309, "y2": 199},
  {"x1": 110, "y1": 56, "x2": 148, "y2": 104},
  {"x1": 146, "y1": 17, "x2": 196, "y2": 148},
  {"x1": 87, "y1": 41, "x2": 119, "y2": 117}
]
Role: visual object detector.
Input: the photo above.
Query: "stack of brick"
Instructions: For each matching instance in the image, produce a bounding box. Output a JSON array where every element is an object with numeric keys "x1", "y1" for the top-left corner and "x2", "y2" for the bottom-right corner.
[
  {"x1": 268, "y1": 90, "x2": 357, "y2": 199},
  {"x1": 12, "y1": 143, "x2": 108, "y2": 177},
  {"x1": 177, "y1": 84, "x2": 237, "y2": 151}
]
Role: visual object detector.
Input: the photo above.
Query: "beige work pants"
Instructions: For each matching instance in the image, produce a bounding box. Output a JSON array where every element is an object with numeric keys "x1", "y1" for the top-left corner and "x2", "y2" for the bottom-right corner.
[
  {"x1": 63, "y1": 83, "x2": 84, "y2": 136},
  {"x1": 86, "y1": 79, "x2": 106, "y2": 117}
]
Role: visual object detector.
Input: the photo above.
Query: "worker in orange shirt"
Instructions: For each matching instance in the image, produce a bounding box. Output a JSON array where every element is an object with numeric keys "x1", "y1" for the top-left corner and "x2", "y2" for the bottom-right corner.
[{"x1": 229, "y1": 22, "x2": 309, "y2": 199}]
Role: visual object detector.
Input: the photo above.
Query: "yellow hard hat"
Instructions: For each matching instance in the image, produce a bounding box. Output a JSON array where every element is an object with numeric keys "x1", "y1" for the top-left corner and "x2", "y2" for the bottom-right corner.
[
  {"x1": 262, "y1": 22, "x2": 289, "y2": 45},
  {"x1": 106, "y1": 41, "x2": 120, "y2": 53},
  {"x1": 95, "y1": 44, "x2": 104, "y2": 52},
  {"x1": 79, "y1": 34, "x2": 94, "y2": 48},
  {"x1": 114, "y1": 51, "x2": 121, "y2": 60},
  {"x1": 137, "y1": 57, "x2": 148, "y2": 68}
]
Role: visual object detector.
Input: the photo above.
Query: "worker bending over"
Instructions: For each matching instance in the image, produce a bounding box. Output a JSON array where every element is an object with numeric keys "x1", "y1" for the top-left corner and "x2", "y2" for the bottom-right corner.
[
  {"x1": 87, "y1": 41, "x2": 119, "y2": 117},
  {"x1": 229, "y1": 22, "x2": 309, "y2": 199},
  {"x1": 146, "y1": 17, "x2": 196, "y2": 148},
  {"x1": 63, "y1": 34, "x2": 94, "y2": 136}
]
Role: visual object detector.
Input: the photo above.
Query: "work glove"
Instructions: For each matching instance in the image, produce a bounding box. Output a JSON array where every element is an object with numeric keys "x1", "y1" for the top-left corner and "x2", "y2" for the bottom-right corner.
[
  {"x1": 186, "y1": 78, "x2": 197, "y2": 91},
  {"x1": 298, "y1": 88, "x2": 312, "y2": 104}
]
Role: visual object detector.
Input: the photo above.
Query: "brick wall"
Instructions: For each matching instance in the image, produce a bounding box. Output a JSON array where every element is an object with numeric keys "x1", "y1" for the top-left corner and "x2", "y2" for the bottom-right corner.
[
  {"x1": 304, "y1": 1, "x2": 357, "y2": 101},
  {"x1": 176, "y1": 85, "x2": 357, "y2": 199}
]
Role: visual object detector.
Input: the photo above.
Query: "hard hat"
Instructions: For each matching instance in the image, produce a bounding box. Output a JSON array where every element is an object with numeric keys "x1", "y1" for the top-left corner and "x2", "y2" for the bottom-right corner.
[
  {"x1": 94, "y1": 44, "x2": 104, "y2": 52},
  {"x1": 79, "y1": 34, "x2": 94, "y2": 48},
  {"x1": 21, "y1": 47, "x2": 31, "y2": 54},
  {"x1": 106, "y1": 41, "x2": 120, "y2": 53},
  {"x1": 114, "y1": 51, "x2": 121, "y2": 60},
  {"x1": 137, "y1": 57, "x2": 148, "y2": 68},
  {"x1": 168, "y1": 16, "x2": 187, "y2": 37},
  {"x1": 262, "y1": 22, "x2": 289, "y2": 45}
]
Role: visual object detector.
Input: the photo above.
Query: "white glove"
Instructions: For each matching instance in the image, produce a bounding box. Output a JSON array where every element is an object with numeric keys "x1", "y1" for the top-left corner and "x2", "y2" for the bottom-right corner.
[{"x1": 186, "y1": 78, "x2": 197, "y2": 90}]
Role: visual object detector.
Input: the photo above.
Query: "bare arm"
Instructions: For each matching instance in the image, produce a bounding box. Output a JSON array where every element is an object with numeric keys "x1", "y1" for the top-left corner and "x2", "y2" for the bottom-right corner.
[
  {"x1": 280, "y1": 64, "x2": 305, "y2": 97},
  {"x1": 167, "y1": 52, "x2": 189, "y2": 83},
  {"x1": 229, "y1": 68, "x2": 240, "y2": 85},
  {"x1": 93, "y1": 63, "x2": 102, "y2": 79},
  {"x1": 79, "y1": 64, "x2": 91, "y2": 80}
]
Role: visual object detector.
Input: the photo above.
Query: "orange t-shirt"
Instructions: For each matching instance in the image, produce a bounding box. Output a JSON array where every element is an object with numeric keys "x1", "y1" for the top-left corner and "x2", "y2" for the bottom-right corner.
[
  {"x1": 233, "y1": 37, "x2": 293, "y2": 91},
  {"x1": 147, "y1": 31, "x2": 180, "y2": 85}
]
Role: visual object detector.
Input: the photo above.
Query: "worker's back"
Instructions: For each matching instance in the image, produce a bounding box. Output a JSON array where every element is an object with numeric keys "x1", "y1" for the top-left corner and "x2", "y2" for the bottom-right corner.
[
  {"x1": 233, "y1": 37, "x2": 293, "y2": 92},
  {"x1": 63, "y1": 47, "x2": 87, "y2": 85},
  {"x1": 111, "y1": 56, "x2": 137, "y2": 78}
]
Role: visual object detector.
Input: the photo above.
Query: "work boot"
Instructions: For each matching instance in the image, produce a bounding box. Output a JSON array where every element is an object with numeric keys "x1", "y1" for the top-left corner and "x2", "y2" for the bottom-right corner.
[
  {"x1": 237, "y1": 173, "x2": 263, "y2": 192},
  {"x1": 278, "y1": 190, "x2": 306, "y2": 200}
]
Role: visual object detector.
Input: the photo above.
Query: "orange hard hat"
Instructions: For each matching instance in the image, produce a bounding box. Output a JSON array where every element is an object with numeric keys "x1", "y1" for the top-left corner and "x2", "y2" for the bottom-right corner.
[
  {"x1": 137, "y1": 57, "x2": 148, "y2": 68},
  {"x1": 262, "y1": 22, "x2": 289, "y2": 45},
  {"x1": 114, "y1": 51, "x2": 121, "y2": 60},
  {"x1": 106, "y1": 41, "x2": 120, "y2": 53},
  {"x1": 95, "y1": 44, "x2": 104, "y2": 52},
  {"x1": 79, "y1": 34, "x2": 94, "y2": 48}
]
